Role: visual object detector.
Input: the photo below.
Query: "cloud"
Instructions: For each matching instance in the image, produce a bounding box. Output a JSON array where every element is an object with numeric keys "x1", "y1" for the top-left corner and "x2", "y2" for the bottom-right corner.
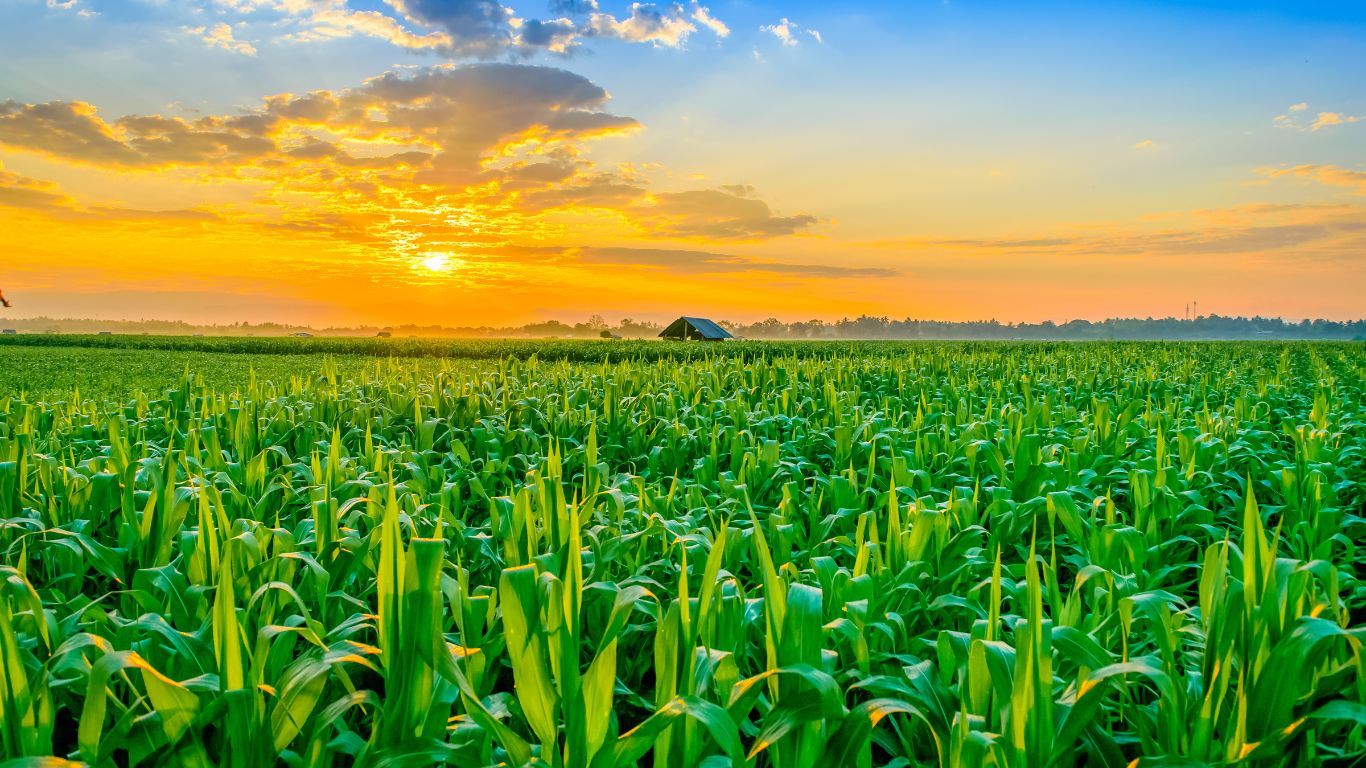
[
  {"x1": 1259, "y1": 164, "x2": 1366, "y2": 194},
  {"x1": 207, "y1": 0, "x2": 728, "y2": 58},
  {"x1": 760, "y1": 17, "x2": 821, "y2": 47},
  {"x1": 0, "y1": 65, "x2": 638, "y2": 172},
  {"x1": 643, "y1": 186, "x2": 818, "y2": 240},
  {"x1": 1133, "y1": 139, "x2": 1157, "y2": 150},
  {"x1": 0, "y1": 161, "x2": 218, "y2": 222},
  {"x1": 1310, "y1": 111, "x2": 1363, "y2": 131},
  {"x1": 46, "y1": 0, "x2": 94, "y2": 17},
  {"x1": 287, "y1": 7, "x2": 452, "y2": 50},
  {"x1": 0, "y1": 162, "x2": 72, "y2": 211},
  {"x1": 381, "y1": 0, "x2": 518, "y2": 56},
  {"x1": 0, "y1": 64, "x2": 818, "y2": 265},
  {"x1": 515, "y1": 17, "x2": 581, "y2": 54},
  {"x1": 584, "y1": 3, "x2": 723, "y2": 48},
  {"x1": 574, "y1": 247, "x2": 893, "y2": 277},
  {"x1": 867, "y1": 203, "x2": 1366, "y2": 264},
  {"x1": 691, "y1": 5, "x2": 729, "y2": 37},
  {"x1": 0, "y1": 100, "x2": 277, "y2": 167},
  {"x1": 185, "y1": 22, "x2": 258, "y2": 55},
  {"x1": 1274, "y1": 103, "x2": 1363, "y2": 132}
]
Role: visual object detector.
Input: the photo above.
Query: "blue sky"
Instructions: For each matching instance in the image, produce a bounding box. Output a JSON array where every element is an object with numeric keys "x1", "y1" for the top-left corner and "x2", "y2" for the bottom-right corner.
[{"x1": 1, "y1": 0, "x2": 1363, "y2": 323}]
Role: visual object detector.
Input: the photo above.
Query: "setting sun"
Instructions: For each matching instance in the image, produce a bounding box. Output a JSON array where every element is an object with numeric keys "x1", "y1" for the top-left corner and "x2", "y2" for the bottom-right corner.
[
  {"x1": 0, "y1": 3, "x2": 1363, "y2": 765},
  {"x1": 419, "y1": 253, "x2": 456, "y2": 273},
  {"x1": 0, "y1": 1, "x2": 1362, "y2": 327}
]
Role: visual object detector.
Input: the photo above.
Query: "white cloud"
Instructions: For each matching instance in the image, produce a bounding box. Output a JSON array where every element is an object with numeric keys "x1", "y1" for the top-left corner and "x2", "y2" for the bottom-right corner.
[
  {"x1": 760, "y1": 17, "x2": 821, "y2": 47},
  {"x1": 586, "y1": 3, "x2": 729, "y2": 48},
  {"x1": 691, "y1": 4, "x2": 729, "y2": 38},
  {"x1": 46, "y1": 0, "x2": 94, "y2": 17},
  {"x1": 185, "y1": 22, "x2": 258, "y2": 55},
  {"x1": 286, "y1": 8, "x2": 451, "y2": 50}
]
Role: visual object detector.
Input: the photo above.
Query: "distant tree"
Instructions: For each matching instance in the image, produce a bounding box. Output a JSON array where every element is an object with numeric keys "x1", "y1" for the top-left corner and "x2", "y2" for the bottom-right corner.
[{"x1": 3, "y1": 313, "x2": 1362, "y2": 341}]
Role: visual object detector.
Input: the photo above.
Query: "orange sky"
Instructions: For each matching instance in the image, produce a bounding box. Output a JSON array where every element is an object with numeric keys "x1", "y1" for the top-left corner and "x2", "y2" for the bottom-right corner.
[{"x1": 1, "y1": 1, "x2": 1364, "y2": 324}]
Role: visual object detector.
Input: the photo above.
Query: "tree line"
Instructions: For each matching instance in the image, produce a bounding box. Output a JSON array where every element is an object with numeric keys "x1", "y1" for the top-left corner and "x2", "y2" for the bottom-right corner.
[{"x1": 1, "y1": 314, "x2": 1362, "y2": 340}]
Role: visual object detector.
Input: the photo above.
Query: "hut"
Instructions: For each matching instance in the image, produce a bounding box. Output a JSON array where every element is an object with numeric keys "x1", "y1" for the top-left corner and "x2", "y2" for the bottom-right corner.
[{"x1": 658, "y1": 316, "x2": 733, "y2": 342}]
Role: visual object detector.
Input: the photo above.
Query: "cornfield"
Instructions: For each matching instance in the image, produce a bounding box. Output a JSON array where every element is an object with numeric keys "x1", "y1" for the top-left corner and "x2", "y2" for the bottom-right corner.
[{"x1": 0, "y1": 340, "x2": 1362, "y2": 767}]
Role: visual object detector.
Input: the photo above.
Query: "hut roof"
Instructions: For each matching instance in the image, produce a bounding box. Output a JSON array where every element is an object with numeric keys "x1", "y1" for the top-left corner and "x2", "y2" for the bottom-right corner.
[{"x1": 659, "y1": 316, "x2": 733, "y2": 340}]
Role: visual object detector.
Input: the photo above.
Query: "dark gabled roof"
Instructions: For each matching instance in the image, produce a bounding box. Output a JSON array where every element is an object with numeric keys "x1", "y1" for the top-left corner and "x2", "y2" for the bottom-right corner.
[
  {"x1": 659, "y1": 316, "x2": 733, "y2": 340},
  {"x1": 682, "y1": 317, "x2": 732, "y2": 339}
]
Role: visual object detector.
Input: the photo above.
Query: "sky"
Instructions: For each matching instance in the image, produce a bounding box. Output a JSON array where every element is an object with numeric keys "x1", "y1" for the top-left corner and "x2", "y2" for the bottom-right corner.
[{"x1": 0, "y1": 0, "x2": 1363, "y2": 326}]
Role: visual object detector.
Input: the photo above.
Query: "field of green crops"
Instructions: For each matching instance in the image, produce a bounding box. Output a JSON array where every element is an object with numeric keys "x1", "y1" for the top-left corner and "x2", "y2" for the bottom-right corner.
[{"x1": 1, "y1": 340, "x2": 1363, "y2": 767}]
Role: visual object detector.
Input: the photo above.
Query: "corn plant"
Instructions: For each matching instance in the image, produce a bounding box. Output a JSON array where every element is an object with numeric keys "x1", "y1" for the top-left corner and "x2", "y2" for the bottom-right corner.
[{"x1": 0, "y1": 340, "x2": 1362, "y2": 767}]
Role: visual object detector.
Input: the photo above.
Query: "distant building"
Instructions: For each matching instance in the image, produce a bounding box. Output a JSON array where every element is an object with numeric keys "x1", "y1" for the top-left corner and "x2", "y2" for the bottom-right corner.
[
  {"x1": 377, "y1": 330, "x2": 393, "y2": 338},
  {"x1": 292, "y1": 332, "x2": 313, "y2": 338},
  {"x1": 659, "y1": 316, "x2": 734, "y2": 341},
  {"x1": 1, "y1": 329, "x2": 15, "y2": 335},
  {"x1": 98, "y1": 331, "x2": 112, "y2": 336}
]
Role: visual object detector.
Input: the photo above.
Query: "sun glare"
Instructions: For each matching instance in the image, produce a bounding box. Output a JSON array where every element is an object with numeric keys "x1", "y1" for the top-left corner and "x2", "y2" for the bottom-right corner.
[{"x1": 418, "y1": 252, "x2": 456, "y2": 273}]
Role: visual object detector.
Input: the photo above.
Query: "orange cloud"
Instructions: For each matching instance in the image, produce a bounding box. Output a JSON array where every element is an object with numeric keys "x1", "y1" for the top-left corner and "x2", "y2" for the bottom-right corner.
[
  {"x1": 1310, "y1": 112, "x2": 1363, "y2": 131},
  {"x1": 1258, "y1": 164, "x2": 1366, "y2": 194},
  {"x1": 1273, "y1": 103, "x2": 1363, "y2": 132},
  {"x1": 0, "y1": 63, "x2": 826, "y2": 323}
]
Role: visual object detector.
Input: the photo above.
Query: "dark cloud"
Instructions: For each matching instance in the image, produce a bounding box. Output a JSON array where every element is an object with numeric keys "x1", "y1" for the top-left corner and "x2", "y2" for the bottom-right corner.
[
  {"x1": 519, "y1": 174, "x2": 646, "y2": 209},
  {"x1": 0, "y1": 64, "x2": 637, "y2": 177},
  {"x1": 518, "y1": 17, "x2": 580, "y2": 53},
  {"x1": 0, "y1": 101, "x2": 280, "y2": 167},
  {"x1": 384, "y1": 0, "x2": 517, "y2": 57},
  {"x1": 646, "y1": 188, "x2": 818, "y2": 239},
  {"x1": 238, "y1": 0, "x2": 726, "y2": 58},
  {"x1": 0, "y1": 64, "x2": 820, "y2": 246},
  {"x1": 0, "y1": 101, "x2": 143, "y2": 166}
]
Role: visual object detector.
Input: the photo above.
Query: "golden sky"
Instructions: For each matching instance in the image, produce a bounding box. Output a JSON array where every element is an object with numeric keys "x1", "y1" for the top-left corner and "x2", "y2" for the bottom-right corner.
[{"x1": 1, "y1": 1, "x2": 1364, "y2": 324}]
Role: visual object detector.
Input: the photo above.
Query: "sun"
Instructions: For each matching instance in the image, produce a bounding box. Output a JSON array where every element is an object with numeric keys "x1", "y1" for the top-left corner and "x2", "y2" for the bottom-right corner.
[{"x1": 418, "y1": 252, "x2": 456, "y2": 273}]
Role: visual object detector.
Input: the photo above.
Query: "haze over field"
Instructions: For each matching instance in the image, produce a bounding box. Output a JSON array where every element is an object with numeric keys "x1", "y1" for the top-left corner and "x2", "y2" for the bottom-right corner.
[{"x1": 1, "y1": 0, "x2": 1364, "y2": 325}]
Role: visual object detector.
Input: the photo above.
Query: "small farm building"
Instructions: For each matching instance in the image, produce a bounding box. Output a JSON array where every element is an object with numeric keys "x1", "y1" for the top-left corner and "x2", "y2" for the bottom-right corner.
[{"x1": 659, "y1": 317, "x2": 733, "y2": 341}]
